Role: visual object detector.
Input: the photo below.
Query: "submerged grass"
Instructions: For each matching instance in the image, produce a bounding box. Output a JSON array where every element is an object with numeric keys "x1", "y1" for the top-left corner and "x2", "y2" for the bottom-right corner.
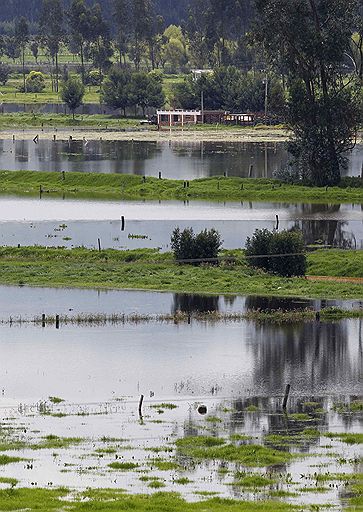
[
  {"x1": 0, "y1": 170, "x2": 362, "y2": 204},
  {"x1": 0, "y1": 246, "x2": 362, "y2": 301},
  {"x1": 324, "y1": 433, "x2": 363, "y2": 444},
  {"x1": 175, "y1": 436, "x2": 293, "y2": 467},
  {"x1": 0, "y1": 488, "x2": 298, "y2": 512}
]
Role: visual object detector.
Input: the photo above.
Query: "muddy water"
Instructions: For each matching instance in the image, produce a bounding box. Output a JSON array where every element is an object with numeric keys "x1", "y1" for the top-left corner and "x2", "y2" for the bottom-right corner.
[
  {"x1": 1, "y1": 197, "x2": 362, "y2": 249},
  {"x1": 0, "y1": 138, "x2": 362, "y2": 178}
]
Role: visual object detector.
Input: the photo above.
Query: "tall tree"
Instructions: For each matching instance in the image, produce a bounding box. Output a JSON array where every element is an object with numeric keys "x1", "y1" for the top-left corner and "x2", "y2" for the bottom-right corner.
[
  {"x1": 113, "y1": 0, "x2": 132, "y2": 66},
  {"x1": 15, "y1": 17, "x2": 29, "y2": 92},
  {"x1": 68, "y1": 0, "x2": 93, "y2": 83},
  {"x1": 253, "y1": 0, "x2": 361, "y2": 186},
  {"x1": 40, "y1": 0, "x2": 64, "y2": 92}
]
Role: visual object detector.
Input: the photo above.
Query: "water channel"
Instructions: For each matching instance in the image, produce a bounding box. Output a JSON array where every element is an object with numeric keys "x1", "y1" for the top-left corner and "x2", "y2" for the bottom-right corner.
[
  {"x1": 0, "y1": 197, "x2": 362, "y2": 249},
  {"x1": 0, "y1": 138, "x2": 362, "y2": 178}
]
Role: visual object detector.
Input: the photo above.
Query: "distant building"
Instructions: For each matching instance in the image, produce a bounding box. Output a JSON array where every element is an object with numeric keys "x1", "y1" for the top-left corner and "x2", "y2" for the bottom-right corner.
[
  {"x1": 157, "y1": 109, "x2": 202, "y2": 126},
  {"x1": 191, "y1": 69, "x2": 213, "y2": 80},
  {"x1": 156, "y1": 109, "x2": 226, "y2": 126},
  {"x1": 223, "y1": 113, "x2": 254, "y2": 125}
]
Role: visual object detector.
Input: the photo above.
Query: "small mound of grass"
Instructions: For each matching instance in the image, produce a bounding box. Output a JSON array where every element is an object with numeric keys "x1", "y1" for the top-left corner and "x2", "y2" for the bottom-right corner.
[
  {"x1": 148, "y1": 480, "x2": 166, "y2": 489},
  {"x1": 108, "y1": 461, "x2": 139, "y2": 470},
  {"x1": 324, "y1": 433, "x2": 363, "y2": 444},
  {"x1": 234, "y1": 473, "x2": 275, "y2": 488},
  {"x1": 150, "y1": 403, "x2": 178, "y2": 410},
  {"x1": 176, "y1": 436, "x2": 292, "y2": 467},
  {"x1": 34, "y1": 435, "x2": 83, "y2": 450},
  {"x1": 0, "y1": 454, "x2": 23, "y2": 465},
  {"x1": 149, "y1": 459, "x2": 182, "y2": 471},
  {"x1": 174, "y1": 477, "x2": 193, "y2": 485},
  {"x1": 48, "y1": 396, "x2": 64, "y2": 404}
]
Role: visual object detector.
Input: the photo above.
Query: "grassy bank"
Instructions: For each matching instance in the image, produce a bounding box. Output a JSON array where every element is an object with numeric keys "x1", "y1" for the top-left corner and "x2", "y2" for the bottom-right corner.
[
  {"x1": 0, "y1": 247, "x2": 362, "y2": 300},
  {"x1": 0, "y1": 170, "x2": 362, "y2": 204},
  {"x1": 0, "y1": 113, "x2": 142, "y2": 130}
]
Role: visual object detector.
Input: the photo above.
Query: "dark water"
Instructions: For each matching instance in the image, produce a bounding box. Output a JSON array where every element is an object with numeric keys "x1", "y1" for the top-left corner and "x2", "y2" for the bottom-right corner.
[
  {"x1": 1, "y1": 197, "x2": 363, "y2": 249},
  {"x1": 0, "y1": 138, "x2": 362, "y2": 178}
]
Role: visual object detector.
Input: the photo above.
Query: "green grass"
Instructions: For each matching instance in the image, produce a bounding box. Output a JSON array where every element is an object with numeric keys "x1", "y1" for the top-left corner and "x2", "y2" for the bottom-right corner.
[
  {"x1": 0, "y1": 477, "x2": 18, "y2": 486},
  {"x1": 150, "y1": 403, "x2": 178, "y2": 410},
  {"x1": 48, "y1": 396, "x2": 64, "y2": 404},
  {"x1": 324, "y1": 433, "x2": 363, "y2": 444},
  {"x1": 175, "y1": 436, "x2": 293, "y2": 467},
  {"x1": 234, "y1": 473, "x2": 275, "y2": 488},
  {"x1": 0, "y1": 246, "x2": 362, "y2": 301},
  {"x1": 0, "y1": 488, "x2": 298, "y2": 511},
  {"x1": 0, "y1": 113, "x2": 142, "y2": 129},
  {"x1": 0, "y1": 454, "x2": 24, "y2": 465},
  {"x1": 148, "y1": 459, "x2": 182, "y2": 471},
  {"x1": 108, "y1": 462, "x2": 139, "y2": 470},
  {"x1": 0, "y1": 170, "x2": 362, "y2": 204}
]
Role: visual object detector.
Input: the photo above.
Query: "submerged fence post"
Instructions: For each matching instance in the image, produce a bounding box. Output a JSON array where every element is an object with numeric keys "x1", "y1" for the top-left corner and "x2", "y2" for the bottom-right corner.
[
  {"x1": 121, "y1": 216, "x2": 125, "y2": 231},
  {"x1": 282, "y1": 384, "x2": 291, "y2": 410},
  {"x1": 55, "y1": 315, "x2": 60, "y2": 329},
  {"x1": 42, "y1": 314, "x2": 46, "y2": 328},
  {"x1": 98, "y1": 238, "x2": 102, "y2": 252},
  {"x1": 158, "y1": 171, "x2": 162, "y2": 179},
  {"x1": 138, "y1": 394, "x2": 144, "y2": 417},
  {"x1": 275, "y1": 214, "x2": 279, "y2": 230},
  {"x1": 248, "y1": 164, "x2": 253, "y2": 178}
]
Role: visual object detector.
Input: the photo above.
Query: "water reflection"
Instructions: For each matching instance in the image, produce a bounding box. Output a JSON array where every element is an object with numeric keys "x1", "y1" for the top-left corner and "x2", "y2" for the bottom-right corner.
[
  {"x1": 0, "y1": 138, "x2": 361, "y2": 178},
  {"x1": 0, "y1": 285, "x2": 360, "y2": 321}
]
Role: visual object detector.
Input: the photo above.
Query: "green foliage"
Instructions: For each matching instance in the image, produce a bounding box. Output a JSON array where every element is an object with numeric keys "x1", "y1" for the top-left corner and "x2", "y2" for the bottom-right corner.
[
  {"x1": 172, "y1": 68, "x2": 285, "y2": 113},
  {"x1": 24, "y1": 71, "x2": 46, "y2": 93},
  {"x1": 171, "y1": 227, "x2": 222, "y2": 263},
  {"x1": 102, "y1": 68, "x2": 165, "y2": 116},
  {"x1": 0, "y1": 63, "x2": 10, "y2": 85},
  {"x1": 61, "y1": 77, "x2": 85, "y2": 117},
  {"x1": 245, "y1": 229, "x2": 307, "y2": 277},
  {"x1": 253, "y1": 0, "x2": 361, "y2": 186}
]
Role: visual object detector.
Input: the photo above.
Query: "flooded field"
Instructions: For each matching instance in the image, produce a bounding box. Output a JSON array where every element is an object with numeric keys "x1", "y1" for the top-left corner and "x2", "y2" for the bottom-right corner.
[
  {"x1": 0, "y1": 138, "x2": 362, "y2": 178},
  {"x1": 0, "y1": 138, "x2": 361, "y2": 510},
  {"x1": 0, "y1": 315, "x2": 361, "y2": 507},
  {"x1": 1, "y1": 197, "x2": 362, "y2": 249}
]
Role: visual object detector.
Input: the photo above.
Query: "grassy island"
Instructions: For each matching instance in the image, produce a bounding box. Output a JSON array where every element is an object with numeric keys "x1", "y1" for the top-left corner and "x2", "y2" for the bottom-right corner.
[
  {"x1": 0, "y1": 170, "x2": 362, "y2": 204},
  {"x1": 0, "y1": 246, "x2": 361, "y2": 301}
]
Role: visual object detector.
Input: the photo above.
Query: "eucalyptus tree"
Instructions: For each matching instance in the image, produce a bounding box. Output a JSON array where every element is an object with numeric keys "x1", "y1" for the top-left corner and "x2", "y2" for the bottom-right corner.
[
  {"x1": 113, "y1": 0, "x2": 132, "y2": 65},
  {"x1": 15, "y1": 17, "x2": 29, "y2": 91},
  {"x1": 68, "y1": 0, "x2": 93, "y2": 83},
  {"x1": 39, "y1": 0, "x2": 64, "y2": 92},
  {"x1": 254, "y1": 0, "x2": 361, "y2": 186}
]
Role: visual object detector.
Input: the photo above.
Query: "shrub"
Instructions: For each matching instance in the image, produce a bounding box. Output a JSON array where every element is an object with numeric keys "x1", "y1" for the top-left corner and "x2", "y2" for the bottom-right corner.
[
  {"x1": 25, "y1": 71, "x2": 46, "y2": 93},
  {"x1": 171, "y1": 227, "x2": 222, "y2": 264},
  {"x1": 0, "y1": 64, "x2": 11, "y2": 86},
  {"x1": 245, "y1": 228, "x2": 306, "y2": 277}
]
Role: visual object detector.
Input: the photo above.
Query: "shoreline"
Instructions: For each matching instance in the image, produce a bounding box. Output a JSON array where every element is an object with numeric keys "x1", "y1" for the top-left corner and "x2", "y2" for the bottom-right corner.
[{"x1": 0, "y1": 127, "x2": 291, "y2": 143}]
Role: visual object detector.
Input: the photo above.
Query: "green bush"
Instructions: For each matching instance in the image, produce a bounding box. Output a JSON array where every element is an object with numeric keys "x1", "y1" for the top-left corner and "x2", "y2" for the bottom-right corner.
[
  {"x1": 171, "y1": 227, "x2": 222, "y2": 264},
  {"x1": 245, "y1": 228, "x2": 306, "y2": 277},
  {"x1": 24, "y1": 71, "x2": 46, "y2": 93}
]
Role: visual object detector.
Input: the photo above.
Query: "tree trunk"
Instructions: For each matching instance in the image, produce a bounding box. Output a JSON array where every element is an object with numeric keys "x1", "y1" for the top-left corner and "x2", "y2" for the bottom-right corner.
[
  {"x1": 55, "y1": 52, "x2": 59, "y2": 93},
  {"x1": 80, "y1": 44, "x2": 85, "y2": 84},
  {"x1": 22, "y1": 47, "x2": 26, "y2": 92}
]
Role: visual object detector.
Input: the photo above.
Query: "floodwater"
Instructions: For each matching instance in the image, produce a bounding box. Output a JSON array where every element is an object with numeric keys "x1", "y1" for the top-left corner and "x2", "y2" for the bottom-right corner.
[
  {"x1": 1, "y1": 197, "x2": 363, "y2": 249},
  {"x1": 0, "y1": 138, "x2": 362, "y2": 178},
  {"x1": 0, "y1": 318, "x2": 361, "y2": 505},
  {"x1": 0, "y1": 285, "x2": 361, "y2": 322}
]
